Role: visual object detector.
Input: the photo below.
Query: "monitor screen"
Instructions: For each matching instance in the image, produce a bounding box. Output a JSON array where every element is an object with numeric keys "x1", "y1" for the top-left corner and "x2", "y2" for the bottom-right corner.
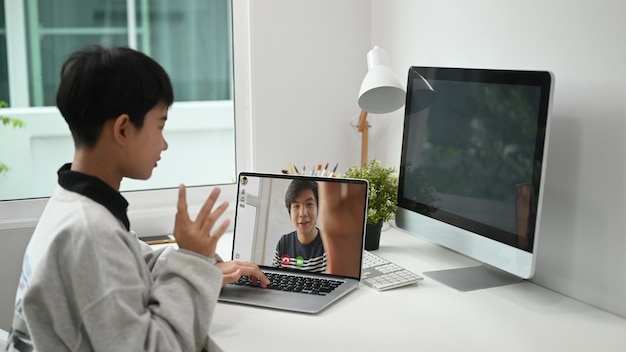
[{"x1": 396, "y1": 66, "x2": 553, "y2": 287}]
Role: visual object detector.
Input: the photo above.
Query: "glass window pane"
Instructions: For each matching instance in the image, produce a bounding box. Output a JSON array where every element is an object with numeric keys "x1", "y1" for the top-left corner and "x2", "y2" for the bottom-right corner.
[
  {"x1": 0, "y1": 0, "x2": 235, "y2": 201},
  {"x1": 0, "y1": 0, "x2": 9, "y2": 104},
  {"x1": 25, "y1": 0, "x2": 130, "y2": 106},
  {"x1": 139, "y1": 0, "x2": 232, "y2": 101},
  {"x1": 37, "y1": 34, "x2": 128, "y2": 106},
  {"x1": 37, "y1": 0, "x2": 129, "y2": 28},
  {"x1": 25, "y1": 0, "x2": 232, "y2": 106}
]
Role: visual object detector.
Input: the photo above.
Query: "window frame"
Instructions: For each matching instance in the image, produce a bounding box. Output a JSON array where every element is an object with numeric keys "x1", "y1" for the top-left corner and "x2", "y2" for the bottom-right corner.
[{"x1": 0, "y1": 0, "x2": 254, "y2": 235}]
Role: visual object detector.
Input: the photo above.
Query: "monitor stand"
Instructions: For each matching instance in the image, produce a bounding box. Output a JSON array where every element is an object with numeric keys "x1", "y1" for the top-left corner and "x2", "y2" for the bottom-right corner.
[{"x1": 423, "y1": 264, "x2": 523, "y2": 292}]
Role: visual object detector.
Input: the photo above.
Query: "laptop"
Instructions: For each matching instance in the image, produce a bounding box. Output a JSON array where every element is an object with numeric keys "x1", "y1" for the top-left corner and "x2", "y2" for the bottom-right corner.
[{"x1": 218, "y1": 171, "x2": 369, "y2": 313}]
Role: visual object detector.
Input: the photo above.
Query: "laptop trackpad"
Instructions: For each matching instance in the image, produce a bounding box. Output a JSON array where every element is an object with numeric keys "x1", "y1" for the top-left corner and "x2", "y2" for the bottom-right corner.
[{"x1": 219, "y1": 284, "x2": 339, "y2": 314}]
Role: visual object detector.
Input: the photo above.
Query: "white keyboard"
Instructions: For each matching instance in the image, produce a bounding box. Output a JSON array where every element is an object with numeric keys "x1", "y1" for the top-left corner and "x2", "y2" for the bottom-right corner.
[{"x1": 361, "y1": 250, "x2": 423, "y2": 291}]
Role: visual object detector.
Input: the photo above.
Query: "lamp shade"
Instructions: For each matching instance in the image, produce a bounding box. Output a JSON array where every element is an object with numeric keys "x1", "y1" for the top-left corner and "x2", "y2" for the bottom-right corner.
[{"x1": 358, "y1": 46, "x2": 405, "y2": 114}]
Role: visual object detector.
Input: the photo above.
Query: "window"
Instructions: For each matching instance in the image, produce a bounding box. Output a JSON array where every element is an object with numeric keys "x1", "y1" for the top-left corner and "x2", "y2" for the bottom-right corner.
[
  {"x1": 0, "y1": 0, "x2": 236, "y2": 200},
  {"x1": 0, "y1": 1, "x2": 8, "y2": 102}
]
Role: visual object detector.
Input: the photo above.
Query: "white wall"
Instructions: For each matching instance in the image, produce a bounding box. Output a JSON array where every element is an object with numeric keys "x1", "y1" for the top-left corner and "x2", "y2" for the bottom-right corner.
[
  {"x1": 245, "y1": 0, "x2": 371, "y2": 174},
  {"x1": 370, "y1": 0, "x2": 626, "y2": 317}
]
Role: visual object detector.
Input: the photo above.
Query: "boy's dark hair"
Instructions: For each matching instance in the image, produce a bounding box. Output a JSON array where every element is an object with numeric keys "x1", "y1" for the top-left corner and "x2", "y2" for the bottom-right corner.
[
  {"x1": 284, "y1": 179, "x2": 319, "y2": 214},
  {"x1": 56, "y1": 45, "x2": 174, "y2": 147}
]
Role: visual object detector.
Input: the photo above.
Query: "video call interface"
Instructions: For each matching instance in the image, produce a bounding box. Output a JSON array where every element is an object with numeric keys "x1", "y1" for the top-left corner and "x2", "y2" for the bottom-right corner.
[{"x1": 231, "y1": 174, "x2": 368, "y2": 279}]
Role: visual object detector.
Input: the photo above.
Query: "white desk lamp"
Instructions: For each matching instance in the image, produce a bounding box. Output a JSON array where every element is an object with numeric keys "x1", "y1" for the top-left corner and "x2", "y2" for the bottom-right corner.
[
  {"x1": 357, "y1": 46, "x2": 434, "y2": 165},
  {"x1": 357, "y1": 46, "x2": 405, "y2": 166}
]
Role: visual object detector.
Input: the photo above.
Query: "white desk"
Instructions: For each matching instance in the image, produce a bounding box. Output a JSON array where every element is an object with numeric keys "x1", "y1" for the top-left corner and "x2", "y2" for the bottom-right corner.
[{"x1": 210, "y1": 225, "x2": 626, "y2": 352}]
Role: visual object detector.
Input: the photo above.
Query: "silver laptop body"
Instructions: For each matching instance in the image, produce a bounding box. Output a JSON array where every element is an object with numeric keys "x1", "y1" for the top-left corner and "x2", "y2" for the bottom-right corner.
[{"x1": 218, "y1": 172, "x2": 368, "y2": 314}]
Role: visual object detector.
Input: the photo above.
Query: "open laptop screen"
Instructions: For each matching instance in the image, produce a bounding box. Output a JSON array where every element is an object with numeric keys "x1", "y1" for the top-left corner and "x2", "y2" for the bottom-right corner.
[{"x1": 232, "y1": 172, "x2": 368, "y2": 279}]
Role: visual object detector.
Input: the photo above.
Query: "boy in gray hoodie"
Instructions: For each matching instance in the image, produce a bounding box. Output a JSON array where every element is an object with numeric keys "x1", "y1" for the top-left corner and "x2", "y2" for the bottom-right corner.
[{"x1": 6, "y1": 45, "x2": 269, "y2": 352}]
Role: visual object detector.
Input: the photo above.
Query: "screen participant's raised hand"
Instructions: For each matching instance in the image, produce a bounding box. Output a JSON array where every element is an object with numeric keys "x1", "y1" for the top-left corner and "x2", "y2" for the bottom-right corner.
[{"x1": 317, "y1": 182, "x2": 367, "y2": 277}]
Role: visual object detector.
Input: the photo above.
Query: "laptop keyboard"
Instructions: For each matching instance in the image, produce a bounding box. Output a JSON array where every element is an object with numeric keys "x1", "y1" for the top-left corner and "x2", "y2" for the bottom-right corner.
[
  {"x1": 234, "y1": 272, "x2": 344, "y2": 296},
  {"x1": 233, "y1": 251, "x2": 422, "y2": 294},
  {"x1": 361, "y1": 250, "x2": 423, "y2": 291}
]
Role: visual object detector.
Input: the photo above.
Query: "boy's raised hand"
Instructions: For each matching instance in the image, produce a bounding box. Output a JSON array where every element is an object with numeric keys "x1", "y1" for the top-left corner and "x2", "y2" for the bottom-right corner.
[{"x1": 173, "y1": 185, "x2": 230, "y2": 258}]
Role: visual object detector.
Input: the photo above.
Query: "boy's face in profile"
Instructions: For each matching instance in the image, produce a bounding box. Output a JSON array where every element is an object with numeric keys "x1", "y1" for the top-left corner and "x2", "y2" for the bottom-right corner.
[
  {"x1": 290, "y1": 188, "x2": 318, "y2": 236},
  {"x1": 124, "y1": 103, "x2": 169, "y2": 180}
]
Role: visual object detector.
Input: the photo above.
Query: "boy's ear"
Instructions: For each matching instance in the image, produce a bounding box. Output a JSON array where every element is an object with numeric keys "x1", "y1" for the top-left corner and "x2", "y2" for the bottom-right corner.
[{"x1": 112, "y1": 114, "x2": 132, "y2": 145}]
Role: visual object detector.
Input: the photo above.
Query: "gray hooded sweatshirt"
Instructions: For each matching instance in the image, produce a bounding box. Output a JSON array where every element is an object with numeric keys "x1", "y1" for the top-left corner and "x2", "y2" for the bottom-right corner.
[{"x1": 6, "y1": 165, "x2": 222, "y2": 351}]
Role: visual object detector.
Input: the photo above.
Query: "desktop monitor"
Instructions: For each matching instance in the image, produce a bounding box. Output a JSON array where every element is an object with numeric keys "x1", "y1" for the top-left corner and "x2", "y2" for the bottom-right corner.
[{"x1": 396, "y1": 66, "x2": 553, "y2": 291}]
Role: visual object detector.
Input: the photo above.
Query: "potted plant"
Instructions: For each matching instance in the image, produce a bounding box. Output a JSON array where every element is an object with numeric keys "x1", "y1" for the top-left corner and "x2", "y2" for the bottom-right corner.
[{"x1": 343, "y1": 159, "x2": 398, "y2": 250}]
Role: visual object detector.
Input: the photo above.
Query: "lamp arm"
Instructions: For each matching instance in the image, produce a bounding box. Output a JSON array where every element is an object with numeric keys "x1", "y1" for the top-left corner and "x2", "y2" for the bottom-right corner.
[
  {"x1": 357, "y1": 110, "x2": 368, "y2": 132},
  {"x1": 357, "y1": 110, "x2": 369, "y2": 166}
]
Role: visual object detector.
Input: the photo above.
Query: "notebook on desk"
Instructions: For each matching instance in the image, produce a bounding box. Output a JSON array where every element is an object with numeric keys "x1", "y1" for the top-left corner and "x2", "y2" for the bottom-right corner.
[{"x1": 218, "y1": 172, "x2": 369, "y2": 313}]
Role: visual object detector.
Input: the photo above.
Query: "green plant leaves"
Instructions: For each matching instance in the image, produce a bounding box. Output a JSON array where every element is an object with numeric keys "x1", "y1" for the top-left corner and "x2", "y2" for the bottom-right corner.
[{"x1": 343, "y1": 159, "x2": 398, "y2": 224}]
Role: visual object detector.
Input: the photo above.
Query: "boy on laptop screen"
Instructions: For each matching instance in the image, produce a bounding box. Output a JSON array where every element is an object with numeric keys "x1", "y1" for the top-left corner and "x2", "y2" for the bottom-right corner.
[
  {"x1": 219, "y1": 172, "x2": 368, "y2": 313},
  {"x1": 272, "y1": 179, "x2": 326, "y2": 272}
]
